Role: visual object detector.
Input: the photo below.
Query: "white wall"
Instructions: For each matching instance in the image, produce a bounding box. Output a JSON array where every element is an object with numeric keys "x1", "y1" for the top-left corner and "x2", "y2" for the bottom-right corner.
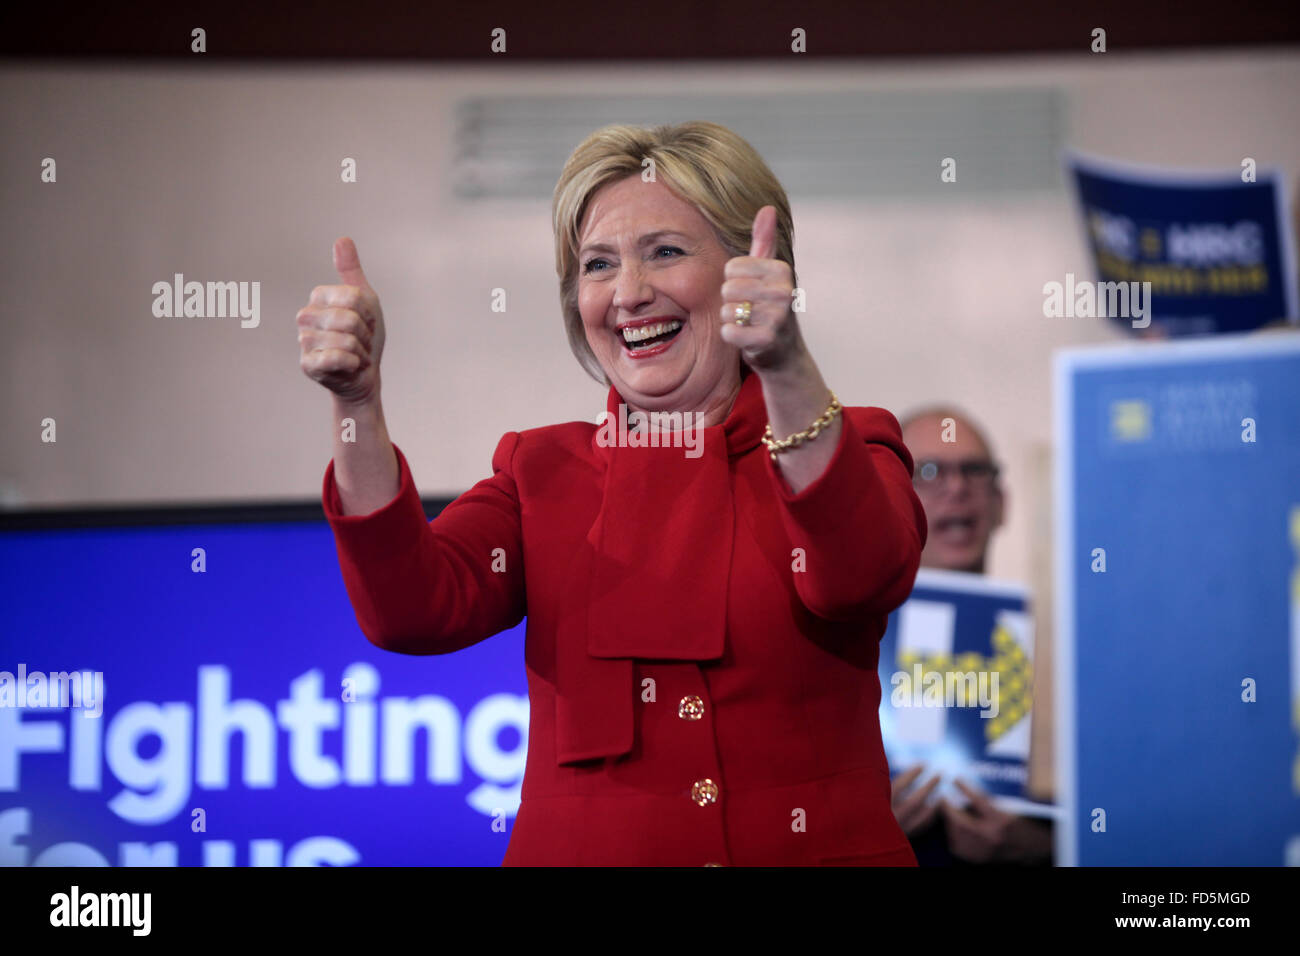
[{"x1": 3, "y1": 50, "x2": 1298, "y2": 596}]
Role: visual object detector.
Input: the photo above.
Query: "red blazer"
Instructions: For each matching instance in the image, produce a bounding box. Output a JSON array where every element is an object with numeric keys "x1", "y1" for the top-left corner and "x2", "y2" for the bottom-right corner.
[{"x1": 323, "y1": 372, "x2": 926, "y2": 866}]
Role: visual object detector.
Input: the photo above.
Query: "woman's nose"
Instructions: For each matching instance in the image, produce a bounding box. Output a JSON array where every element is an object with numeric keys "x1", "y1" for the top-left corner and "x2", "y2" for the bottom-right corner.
[{"x1": 612, "y1": 261, "x2": 653, "y2": 312}]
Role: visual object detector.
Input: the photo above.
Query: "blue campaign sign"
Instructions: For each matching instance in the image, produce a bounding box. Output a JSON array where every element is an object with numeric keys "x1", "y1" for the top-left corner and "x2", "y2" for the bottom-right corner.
[
  {"x1": 1066, "y1": 151, "x2": 1299, "y2": 336},
  {"x1": 878, "y1": 569, "x2": 1053, "y2": 819},
  {"x1": 1055, "y1": 334, "x2": 1300, "y2": 866},
  {"x1": 0, "y1": 517, "x2": 528, "y2": 867}
]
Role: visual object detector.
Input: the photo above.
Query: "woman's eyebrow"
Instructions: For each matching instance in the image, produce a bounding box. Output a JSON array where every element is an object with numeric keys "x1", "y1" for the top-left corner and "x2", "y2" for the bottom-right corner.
[{"x1": 579, "y1": 230, "x2": 692, "y2": 255}]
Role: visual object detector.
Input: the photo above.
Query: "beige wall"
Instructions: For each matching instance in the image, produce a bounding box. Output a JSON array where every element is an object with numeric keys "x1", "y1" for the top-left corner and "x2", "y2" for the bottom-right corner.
[{"x1": 3, "y1": 50, "x2": 1298, "y2": 599}]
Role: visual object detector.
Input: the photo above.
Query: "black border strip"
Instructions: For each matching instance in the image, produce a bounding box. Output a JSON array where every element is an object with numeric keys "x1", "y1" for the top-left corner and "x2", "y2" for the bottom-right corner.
[
  {"x1": 3, "y1": 0, "x2": 1299, "y2": 59},
  {"x1": 0, "y1": 497, "x2": 457, "y2": 530}
]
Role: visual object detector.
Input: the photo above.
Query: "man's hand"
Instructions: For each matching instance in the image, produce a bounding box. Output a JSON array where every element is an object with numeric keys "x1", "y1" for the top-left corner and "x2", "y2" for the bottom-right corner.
[
  {"x1": 941, "y1": 778, "x2": 1052, "y2": 864},
  {"x1": 891, "y1": 764, "x2": 942, "y2": 836}
]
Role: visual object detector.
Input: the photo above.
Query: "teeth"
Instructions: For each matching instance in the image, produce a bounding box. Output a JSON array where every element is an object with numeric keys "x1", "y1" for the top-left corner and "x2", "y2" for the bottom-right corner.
[{"x1": 622, "y1": 320, "x2": 682, "y2": 343}]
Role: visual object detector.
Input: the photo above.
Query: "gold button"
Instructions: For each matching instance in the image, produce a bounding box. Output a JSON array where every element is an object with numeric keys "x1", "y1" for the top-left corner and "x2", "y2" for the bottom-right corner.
[
  {"x1": 703, "y1": 862, "x2": 723, "y2": 867},
  {"x1": 690, "y1": 778, "x2": 719, "y2": 806},
  {"x1": 678, "y1": 694, "x2": 705, "y2": 720}
]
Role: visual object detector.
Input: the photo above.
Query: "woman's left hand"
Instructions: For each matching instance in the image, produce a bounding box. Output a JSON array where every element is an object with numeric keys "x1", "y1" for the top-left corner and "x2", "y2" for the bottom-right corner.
[
  {"x1": 719, "y1": 205, "x2": 804, "y2": 372},
  {"x1": 721, "y1": 204, "x2": 838, "y2": 496}
]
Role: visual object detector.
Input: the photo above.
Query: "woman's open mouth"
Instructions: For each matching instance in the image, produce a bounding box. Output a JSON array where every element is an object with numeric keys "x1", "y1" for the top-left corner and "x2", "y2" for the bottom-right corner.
[{"x1": 619, "y1": 319, "x2": 684, "y2": 358}]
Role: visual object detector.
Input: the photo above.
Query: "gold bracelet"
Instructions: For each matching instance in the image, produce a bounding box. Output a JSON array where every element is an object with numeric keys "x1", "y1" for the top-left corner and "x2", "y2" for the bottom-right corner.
[{"x1": 761, "y1": 392, "x2": 842, "y2": 461}]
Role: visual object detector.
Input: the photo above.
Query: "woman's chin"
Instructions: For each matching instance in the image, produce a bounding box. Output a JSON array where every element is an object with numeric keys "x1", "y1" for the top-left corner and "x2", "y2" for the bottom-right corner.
[
  {"x1": 621, "y1": 369, "x2": 683, "y2": 393},
  {"x1": 611, "y1": 349, "x2": 694, "y2": 390}
]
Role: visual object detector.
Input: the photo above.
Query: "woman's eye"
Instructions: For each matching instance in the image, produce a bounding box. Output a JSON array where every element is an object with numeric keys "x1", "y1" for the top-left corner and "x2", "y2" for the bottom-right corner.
[{"x1": 583, "y1": 246, "x2": 680, "y2": 275}]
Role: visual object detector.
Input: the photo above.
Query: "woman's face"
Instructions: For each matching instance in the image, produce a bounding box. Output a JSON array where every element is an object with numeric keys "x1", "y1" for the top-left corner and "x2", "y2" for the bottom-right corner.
[{"x1": 576, "y1": 174, "x2": 740, "y2": 413}]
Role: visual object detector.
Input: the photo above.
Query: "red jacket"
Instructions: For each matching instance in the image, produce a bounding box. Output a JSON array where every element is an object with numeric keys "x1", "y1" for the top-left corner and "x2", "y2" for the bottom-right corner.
[{"x1": 322, "y1": 371, "x2": 926, "y2": 865}]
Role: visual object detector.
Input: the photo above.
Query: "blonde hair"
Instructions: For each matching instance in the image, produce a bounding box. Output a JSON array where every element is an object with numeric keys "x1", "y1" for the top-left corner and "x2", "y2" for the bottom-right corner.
[{"x1": 552, "y1": 121, "x2": 796, "y2": 385}]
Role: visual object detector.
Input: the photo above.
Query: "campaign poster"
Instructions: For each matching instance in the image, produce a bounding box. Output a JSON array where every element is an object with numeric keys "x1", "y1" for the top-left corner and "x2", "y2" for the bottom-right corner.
[
  {"x1": 1055, "y1": 334, "x2": 1300, "y2": 865},
  {"x1": 1066, "y1": 151, "x2": 1298, "y2": 336},
  {"x1": 879, "y1": 568, "x2": 1055, "y2": 819}
]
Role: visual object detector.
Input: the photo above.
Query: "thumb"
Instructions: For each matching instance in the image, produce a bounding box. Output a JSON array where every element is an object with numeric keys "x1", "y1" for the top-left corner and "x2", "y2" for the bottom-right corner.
[
  {"x1": 952, "y1": 778, "x2": 994, "y2": 814},
  {"x1": 333, "y1": 236, "x2": 371, "y2": 289},
  {"x1": 747, "y1": 205, "x2": 777, "y2": 260}
]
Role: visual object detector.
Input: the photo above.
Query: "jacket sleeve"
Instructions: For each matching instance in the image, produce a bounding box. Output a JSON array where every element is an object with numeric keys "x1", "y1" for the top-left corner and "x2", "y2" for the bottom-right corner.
[
  {"x1": 763, "y1": 406, "x2": 927, "y2": 623},
  {"x1": 321, "y1": 436, "x2": 526, "y2": 655}
]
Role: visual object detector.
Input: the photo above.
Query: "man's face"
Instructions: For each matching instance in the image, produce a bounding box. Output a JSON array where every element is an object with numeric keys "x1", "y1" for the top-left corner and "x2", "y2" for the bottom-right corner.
[{"x1": 901, "y1": 413, "x2": 1005, "y2": 574}]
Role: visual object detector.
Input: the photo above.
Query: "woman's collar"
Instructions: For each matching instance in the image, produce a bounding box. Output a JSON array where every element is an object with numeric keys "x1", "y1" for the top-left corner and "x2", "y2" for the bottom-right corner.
[{"x1": 598, "y1": 369, "x2": 766, "y2": 460}]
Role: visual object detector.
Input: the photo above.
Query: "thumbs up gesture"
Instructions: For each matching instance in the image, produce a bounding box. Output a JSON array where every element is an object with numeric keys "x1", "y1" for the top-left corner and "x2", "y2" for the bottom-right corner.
[
  {"x1": 297, "y1": 237, "x2": 386, "y2": 406},
  {"x1": 718, "y1": 205, "x2": 802, "y2": 372}
]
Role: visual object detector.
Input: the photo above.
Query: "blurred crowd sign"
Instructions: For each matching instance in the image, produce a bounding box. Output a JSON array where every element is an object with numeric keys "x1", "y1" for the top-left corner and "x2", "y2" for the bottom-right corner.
[
  {"x1": 878, "y1": 569, "x2": 1055, "y2": 819},
  {"x1": 1066, "y1": 151, "x2": 1298, "y2": 336},
  {"x1": 1056, "y1": 334, "x2": 1300, "y2": 865}
]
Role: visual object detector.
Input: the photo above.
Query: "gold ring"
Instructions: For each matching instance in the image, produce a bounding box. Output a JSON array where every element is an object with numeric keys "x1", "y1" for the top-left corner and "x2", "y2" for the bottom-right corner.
[{"x1": 733, "y1": 301, "x2": 752, "y2": 325}]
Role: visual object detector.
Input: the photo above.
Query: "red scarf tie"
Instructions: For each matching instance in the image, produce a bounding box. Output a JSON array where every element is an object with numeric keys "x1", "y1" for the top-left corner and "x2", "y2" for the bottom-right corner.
[{"x1": 555, "y1": 369, "x2": 767, "y2": 764}]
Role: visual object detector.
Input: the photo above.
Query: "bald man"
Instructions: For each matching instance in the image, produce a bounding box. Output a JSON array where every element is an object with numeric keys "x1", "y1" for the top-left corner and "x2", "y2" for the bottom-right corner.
[
  {"x1": 901, "y1": 408, "x2": 1005, "y2": 574},
  {"x1": 889, "y1": 407, "x2": 1052, "y2": 865}
]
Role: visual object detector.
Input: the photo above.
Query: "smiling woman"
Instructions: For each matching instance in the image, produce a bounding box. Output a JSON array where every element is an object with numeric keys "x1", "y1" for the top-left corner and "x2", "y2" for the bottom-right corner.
[
  {"x1": 302, "y1": 120, "x2": 929, "y2": 866},
  {"x1": 571, "y1": 175, "x2": 743, "y2": 418}
]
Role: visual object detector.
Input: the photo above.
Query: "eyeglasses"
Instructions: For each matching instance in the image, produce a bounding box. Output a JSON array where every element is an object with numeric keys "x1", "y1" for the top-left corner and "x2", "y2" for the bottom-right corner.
[{"x1": 912, "y1": 459, "x2": 1000, "y2": 493}]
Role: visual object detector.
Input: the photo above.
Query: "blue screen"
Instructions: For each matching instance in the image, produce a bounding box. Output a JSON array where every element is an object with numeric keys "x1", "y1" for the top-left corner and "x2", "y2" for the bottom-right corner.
[{"x1": 0, "y1": 520, "x2": 528, "y2": 866}]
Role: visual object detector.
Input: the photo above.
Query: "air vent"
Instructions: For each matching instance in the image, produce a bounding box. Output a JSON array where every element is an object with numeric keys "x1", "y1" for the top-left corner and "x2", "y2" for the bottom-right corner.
[{"x1": 453, "y1": 88, "x2": 1064, "y2": 199}]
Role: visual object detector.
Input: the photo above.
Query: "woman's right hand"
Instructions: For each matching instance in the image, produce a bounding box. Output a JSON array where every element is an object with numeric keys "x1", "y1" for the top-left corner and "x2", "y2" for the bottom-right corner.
[{"x1": 298, "y1": 237, "x2": 386, "y2": 406}]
